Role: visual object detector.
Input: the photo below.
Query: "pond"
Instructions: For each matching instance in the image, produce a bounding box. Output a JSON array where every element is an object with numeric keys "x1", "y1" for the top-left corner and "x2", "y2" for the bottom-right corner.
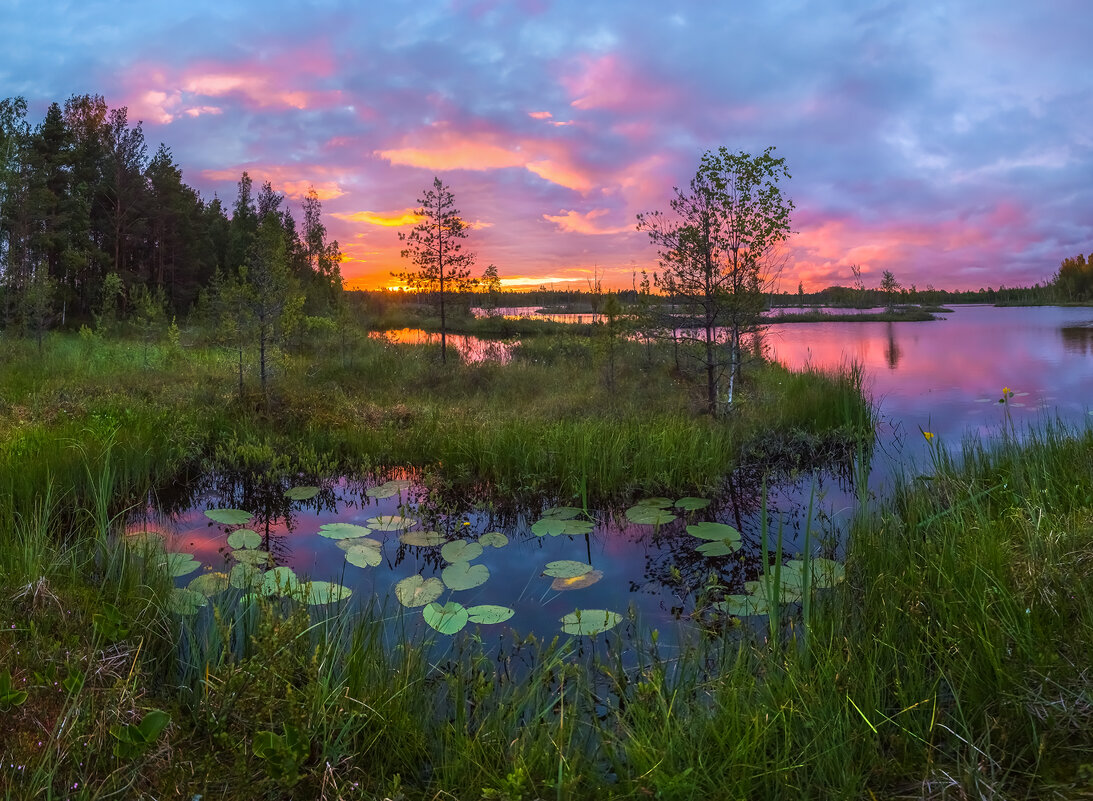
[{"x1": 132, "y1": 305, "x2": 1093, "y2": 641}]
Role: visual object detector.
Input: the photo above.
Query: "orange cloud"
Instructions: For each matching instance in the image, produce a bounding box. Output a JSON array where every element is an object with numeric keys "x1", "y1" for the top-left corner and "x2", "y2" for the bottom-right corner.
[
  {"x1": 528, "y1": 110, "x2": 553, "y2": 119},
  {"x1": 201, "y1": 164, "x2": 345, "y2": 200},
  {"x1": 542, "y1": 208, "x2": 631, "y2": 235},
  {"x1": 333, "y1": 208, "x2": 423, "y2": 227}
]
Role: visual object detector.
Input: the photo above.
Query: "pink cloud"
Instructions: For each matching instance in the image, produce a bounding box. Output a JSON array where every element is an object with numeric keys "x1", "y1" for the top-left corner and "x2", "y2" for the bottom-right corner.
[
  {"x1": 561, "y1": 53, "x2": 675, "y2": 113},
  {"x1": 542, "y1": 208, "x2": 632, "y2": 235},
  {"x1": 201, "y1": 164, "x2": 346, "y2": 200}
]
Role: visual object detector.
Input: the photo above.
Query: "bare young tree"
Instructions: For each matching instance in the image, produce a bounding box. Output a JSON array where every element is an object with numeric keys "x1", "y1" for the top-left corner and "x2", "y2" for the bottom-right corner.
[{"x1": 393, "y1": 177, "x2": 476, "y2": 364}]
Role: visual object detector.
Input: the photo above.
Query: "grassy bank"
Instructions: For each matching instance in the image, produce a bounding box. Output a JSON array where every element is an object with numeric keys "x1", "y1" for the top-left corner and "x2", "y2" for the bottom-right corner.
[
  {"x1": 766, "y1": 306, "x2": 947, "y2": 322},
  {"x1": 3, "y1": 416, "x2": 1093, "y2": 798}
]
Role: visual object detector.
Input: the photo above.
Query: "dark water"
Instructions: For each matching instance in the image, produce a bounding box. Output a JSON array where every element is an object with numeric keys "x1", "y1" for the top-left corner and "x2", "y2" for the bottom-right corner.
[{"x1": 136, "y1": 306, "x2": 1093, "y2": 641}]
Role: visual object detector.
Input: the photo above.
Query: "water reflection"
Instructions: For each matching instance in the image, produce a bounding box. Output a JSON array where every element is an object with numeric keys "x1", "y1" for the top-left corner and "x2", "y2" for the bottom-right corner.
[
  {"x1": 884, "y1": 321, "x2": 902, "y2": 369},
  {"x1": 1060, "y1": 324, "x2": 1093, "y2": 355},
  {"x1": 369, "y1": 328, "x2": 518, "y2": 363}
]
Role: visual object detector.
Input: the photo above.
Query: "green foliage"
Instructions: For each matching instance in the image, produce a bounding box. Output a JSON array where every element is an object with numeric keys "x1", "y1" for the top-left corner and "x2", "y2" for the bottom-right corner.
[
  {"x1": 253, "y1": 723, "x2": 309, "y2": 787},
  {"x1": 0, "y1": 669, "x2": 28, "y2": 710},
  {"x1": 110, "y1": 709, "x2": 170, "y2": 759}
]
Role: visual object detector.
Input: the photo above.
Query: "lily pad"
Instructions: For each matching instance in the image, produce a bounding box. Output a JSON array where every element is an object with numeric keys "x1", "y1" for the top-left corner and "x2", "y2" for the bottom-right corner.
[
  {"x1": 167, "y1": 588, "x2": 207, "y2": 615},
  {"x1": 261, "y1": 566, "x2": 301, "y2": 597},
  {"x1": 345, "y1": 541, "x2": 384, "y2": 568},
  {"x1": 301, "y1": 581, "x2": 353, "y2": 605},
  {"x1": 231, "y1": 549, "x2": 272, "y2": 567},
  {"x1": 394, "y1": 575, "x2": 444, "y2": 608},
  {"x1": 541, "y1": 506, "x2": 583, "y2": 520},
  {"x1": 478, "y1": 531, "x2": 509, "y2": 548},
  {"x1": 551, "y1": 570, "x2": 604, "y2": 591},
  {"x1": 423, "y1": 601, "x2": 469, "y2": 635},
  {"x1": 204, "y1": 509, "x2": 253, "y2": 526},
  {"x1": 543, "y1": 560, "x2": 593, "y2": 579},
  {"x1": 227, "y1": 528, "x2": 261, "y2": 549},
  {"x1": 466, "y1": 604, "x2": 515, "y2": 624},
  {"x1": 442, "y1": 561, "x2": 490, "y2": 591},
  {"x1": 187, "y1": 572, "x2": 230, "y2": 597},
  {"x1": 714, "y1": 594, "x2": 771, "y2": 617},
  {"x1": 695, "y1": 540, "x2": 740, "y2": 557},
  {"x1": 560, "y1": 609, "x2": 623, "y2": 636},
  {"x1": 686, "y1": 522, "x2": 741, "y2": 542},
  {"x1": 634, "y1": 497, "x2": 673, "y2": 509},
  {"x1": 319, "y1": 522, "x2": 372, "y2": 540},
  {"x1": 675, "y1": 497, "x2": 711, "y2": 511},
  {"x1": 366, "y1": 515, "x2": 415, "y2": 532},
  {"x1": 562, "y1": 519, "x2": 594, "y2": 536},
  {"x1": 625, "y1": 505, "x2": 677, "y2": 526},
  {"x1": 229, "y1": 563, "x2": 263, "y2": 590},
  {"x1": 400, "y1": 530, "x2": 446, "y2": 547},
  {"x1": 441, "y1": 540, "x2": 483, "y2": 564},
  {"x1": 284, "y1": 486, "x2": 320, "y2": 501},
  {"x1": 164, "y1": 552, "x2": 201, "y2": 577},
  {"x1": 531, "y1": 518, "x2": 568, "y2": 537},
  {"x1": 745, "y1": 578, "x2": 802, "y2": 604}
]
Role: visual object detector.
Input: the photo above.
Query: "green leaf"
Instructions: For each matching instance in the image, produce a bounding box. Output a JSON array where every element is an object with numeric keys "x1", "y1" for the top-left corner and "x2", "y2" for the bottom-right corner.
[
  {"x1": 164, "y1": 551, "x2": 201, "y2": 577},
  {"x1": 125, "y1": 531, "x2": 165, "y2": 551},
  {"x1": 675, "y1": 497, "x2": 711, "y2": 511},
  {"x1": 167, "y1": 588, "x2": 207, "y2": 615},
  {"x1": 695, "y1": 540, "x2": 739, "y2": 557},
  {"x1": 541, "y1": 506, "x2": 583, "y2": 520},
  {"x1": 550, "y1": 570, "x2": 604, "y2": 591},
  {"x1": 530, "y1": 518, "x2": 567, "y2": 537},
  {"x1": 440, "y1": 540, "x2": 483, "y2": 564},
  {"x1": 478, "y1": 531, "x2": 508, "y2": 548},
  {"x1": 423, "y1": 601, "x2": 469, "y2": 635},
  {"x1": 204, "y1": 508, "x2": 253, "y2": 525},
  {"x1": 187, "y1": 572, "x2": 229, "y2": 597},
  {"x1": 261, "y1": 566, "x2": 301, "y2": 597},
  {"x1": 686, "y1": 521, "x2": 742, "y2": 542},
  {"x1": 562, "y1": 519, "x2": 594, "y2": 536},
  {"x1": 345, "y1": 541, "x2": 383, "y2": 568},
  {"x1": 366, "y1": 515, "x2": 415, "y2": 531},
  {"x1": 284, "y1": 486, "x2": 319, "y2": 501},
  {"x1": 634, "y1": 497, "x2": 673, "y2": 509},
  {"x1": 625, "y1": 505, "x2": 676, "y2": 525},
  {"x1": 394, "y1": 575, "x2": 444, "y2": 608},
  {"x1": 229, "y1": 563, "x2": 263, "y2": 590},
  {"x1": 560, "y1": 609, "x2": 623, "y2": 636},
  {"x1": 543, "y1": 560, "x2": 593, "y2": 578},
  {"x1": 136, "y1": 709, "x2": 170, "y2": 742},
  {"x1": 301, "y1": 580, "x2": 352, "y2": 605},
  {"x1": 319, "y1": 522, "x2": 372, "y2": 540},
  {"x1": 227, "y1": 528, "x2": 261, "y2": 549},
  {"x1": 442, "y1": 561, "x2": 490, "y2": 591},
  {"x1": 714, "y1": 594, "x2": 770, "y2": 617},
  {"x1": 400, "y1": 530, "x2": 446, "y2": 547},
  {"x1": 466, "y1": 604, "x2": 515, "y2": 624},
  {"x1": 231, "y1": 549, "x2": 272, "y2": 567}
]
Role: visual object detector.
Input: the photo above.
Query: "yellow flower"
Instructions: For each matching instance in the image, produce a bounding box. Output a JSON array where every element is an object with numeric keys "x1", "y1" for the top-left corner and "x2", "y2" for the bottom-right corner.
[
  {"x1": 923, "y1": 431, "x2": 935, "y2": 442},
  {"x1": 1002, "y1": 386, "x2": 1010, "y2": 395}
]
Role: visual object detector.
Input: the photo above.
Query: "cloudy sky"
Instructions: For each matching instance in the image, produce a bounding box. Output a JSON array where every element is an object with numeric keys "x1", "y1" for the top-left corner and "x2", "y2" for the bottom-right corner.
[{"x1": 2, "y1": 0, "x2": 1090, "y2": 290}]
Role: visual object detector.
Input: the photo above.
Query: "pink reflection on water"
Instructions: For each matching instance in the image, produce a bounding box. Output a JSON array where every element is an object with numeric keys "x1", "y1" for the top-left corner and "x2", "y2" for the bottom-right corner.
[{"x1": 369, "y1": 329, "x2": 518, "y2": 363}]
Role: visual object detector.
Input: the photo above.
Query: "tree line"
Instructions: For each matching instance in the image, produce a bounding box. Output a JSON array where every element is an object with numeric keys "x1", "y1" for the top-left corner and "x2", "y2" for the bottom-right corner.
[{"x1": 0, "y1": 94, "x2": 343, "y2": 346}]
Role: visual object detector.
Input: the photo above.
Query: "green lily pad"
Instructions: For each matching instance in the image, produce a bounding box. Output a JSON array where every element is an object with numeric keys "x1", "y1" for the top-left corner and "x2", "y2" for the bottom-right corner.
[
  {"x1": 686, "y1": 522, "x2": 742, "y2": 542},
  {"x1": 164, "y1": 551, "x2": 201, "y2": 577},
  {"x1": 441, "y1": 540, "x2": 483, "y2": 564},
  {"x1": 478, "y1": 531, "x2": 508, "y2": 548},
  {"x1": 345, "y1": 541, "x2": 384, "y2": 568},
  {"x1": 261, "y1": 566, "x2": 301, "y2": 597},
  {"x1": 625, "y1": 505, "x2": 677, "y2": 525},
  {"x1": 562, "y1": 519, "x2": 594, "y2": 536},
  {"x1": 560, "y1": 609, "x2": 623, "y2": 636},
  {"x1": 531, "y1": 518, "x2": 568, "y2": 537},
  {"x1": 301, "y1": 581, "x2": 353, "y2": 605},
  {"x1": 551, "y1": 570, "x2": 604, "y2": 591},
  {"x1": 695, "y1": 540, "x2": 739, "y2": 557},
  {"x1": 543, "y1": 560, "x2": 593, "y2": 578},
  {"x1": 442, "y1": 561, "x2": 490, "y2": 591},
  {"x1": 366, "y1": 515, "x2": 415, "y2": 532},
  {"x1": 188, "y1": 572, "x2": 230, "y2": 597},
  {"x1": 466, "y1": 604, "x2": 515, "y2": 624},
  {"x1": 714, "y1": 594, "x2": 770, "y2": 617},
  {"x1": 204, "y1": 509, "x2": 253, "y2": 526},
  {"x1": 319, "y1": 522, "x2": 372, "y2": 540},
  {"x1": 634, "y1": 497, "x2": 673, "y2": 509},
  {"x1": 167, "y1": 588, "x2": 207, "y2": 615},
  {"x1": 394, "y1": 575, "x2": 444, "y2": 608},
  {"x1": 365, "y1": 480, "x2": 409, "y2": 499},
  {"x1": 795, "y1": 557, "x2": 846, "y2": 588},
  {"x1": 284, "y1": 486, "x2": 320, "y2": 501},
  {"x1": 227, "y1": 528, "x2": 261, "y2": 549},
  {"x1": 423, "y1": 601, "x2": 469, "y2": 635},
  {"x1": 400, "y1": 530, "x2": 446, "y2": 547},
  {"x1": 541, "y1": 506, "x2": 583, "y2": 520},
  {"x1": 675, "y1": 497, "x2": 711, "y2": 511},
  {"x1": 746, "y1": 578, "x2": 802, "y2": 604},
  {"x1": 231, "y1": 549, "x2": 272, "y2": 567},
  {"x1": 229, "y1": 563, "x2": 263, "y2": 590}
]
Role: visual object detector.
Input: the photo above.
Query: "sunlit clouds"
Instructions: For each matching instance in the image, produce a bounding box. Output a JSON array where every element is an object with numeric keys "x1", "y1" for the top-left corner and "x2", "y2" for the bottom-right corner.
[{"x1": 5, "y1": 0, "x2": 1090, "y2": 290}]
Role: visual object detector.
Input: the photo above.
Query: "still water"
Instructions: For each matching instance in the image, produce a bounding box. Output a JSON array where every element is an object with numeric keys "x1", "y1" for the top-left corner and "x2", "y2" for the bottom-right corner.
[{"x1": 138, "y1": 306, "x2": 1093, "y2": 639}]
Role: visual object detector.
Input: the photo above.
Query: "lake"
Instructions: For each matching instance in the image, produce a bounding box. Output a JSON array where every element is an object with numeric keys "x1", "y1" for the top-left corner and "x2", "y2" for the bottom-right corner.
[{"x1": 137, "y1": 305, "x2": 1093, "y2": 640}]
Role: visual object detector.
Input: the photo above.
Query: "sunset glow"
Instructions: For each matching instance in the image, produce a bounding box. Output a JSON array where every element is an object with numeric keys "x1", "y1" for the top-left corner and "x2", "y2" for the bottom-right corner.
[{"x1": 4, "y1": 1, "x2": 1089, "y2": 290}]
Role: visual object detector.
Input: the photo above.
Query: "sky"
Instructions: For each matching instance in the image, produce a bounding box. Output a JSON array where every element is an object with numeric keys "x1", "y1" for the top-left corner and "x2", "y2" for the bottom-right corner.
[{"x1": 2, "y1": 0, "x2": 1091, "y2": 291}]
